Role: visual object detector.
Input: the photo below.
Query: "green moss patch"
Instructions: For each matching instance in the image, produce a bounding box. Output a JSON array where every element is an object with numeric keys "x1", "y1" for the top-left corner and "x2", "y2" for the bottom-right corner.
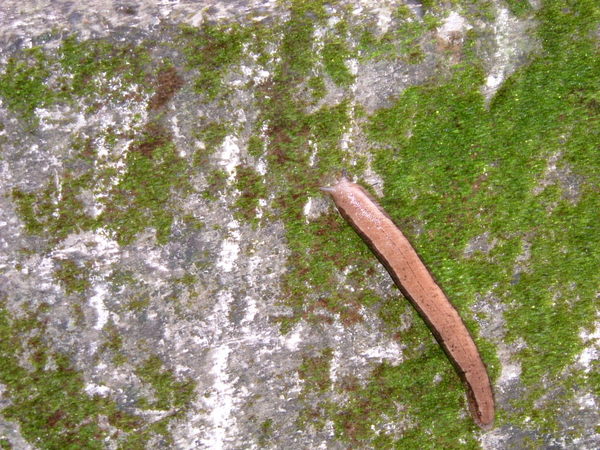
[
  {"x1": 102, "y1": 123, "x2": 188, "y2": 245},
  {"x1": 53, "y1": 259, "x2": 91, "y2": 295},
  {"x1": 234, "y1": 165, "x2": 266, "y2": 223},
  {"x1": 335, "y1": 344, "x2": 478, "y2": 447},
  {"x1": 0, "y1": 48, "x2": 55, "y2": 121},
  {"x1": 357, "y1": 6, "x2": 428, "y2": 63},
  {"x1": 358, "y1": 0, "x2": 599, "y2": 442},
  {"x1": 0, "y1": 301, "x2": 196, "y2": 448},
  {"x1": 247, "y1": 2, "x2": 378, "y2": 336},
  {"x1": 298, "y1": 347, "x2": 334, "y2": 394},
  {"x1": 58, "y1": 35, "x2": 149, "y2": 100},
  {"x1": 180, "y1": 23, "x2": 251, "y2": 100},
  {"x1": 12, "y1": 171, "x2": 98, "y2": 243},
  {"x1": 135, "y1": 355, "x2": 196, "y2": 411},
  {"x1": 0, "y1": 304, "x2": 142, "y2": 448},
  {"x1": 12, "y1": 121, "x2": 188, "y2": 246},
  {"x1": 0, "y1": 34, "x2": 152, "y2": 122},
  {"x1": 322, "y1": 22, "x2": 355, "y2": 86}
]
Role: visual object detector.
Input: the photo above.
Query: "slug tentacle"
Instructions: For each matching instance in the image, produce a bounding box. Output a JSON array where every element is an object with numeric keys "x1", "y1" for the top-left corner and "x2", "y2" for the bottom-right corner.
[
  {"x1": 319, "y1": 186, "x2": 337, "y2": 193},
  {"x1": 323, "y1": 176, "x2": 495, "y2": 429}
]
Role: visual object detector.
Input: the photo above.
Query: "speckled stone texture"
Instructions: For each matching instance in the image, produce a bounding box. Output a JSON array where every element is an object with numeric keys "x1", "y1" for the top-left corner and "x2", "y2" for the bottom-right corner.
[{"x1": 0, "y1": 1, "x2": 598, "y2": 449}]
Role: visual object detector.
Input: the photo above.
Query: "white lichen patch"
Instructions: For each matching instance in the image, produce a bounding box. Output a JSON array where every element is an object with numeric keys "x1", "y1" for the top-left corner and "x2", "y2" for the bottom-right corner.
[
  {"x1": 533, "y1": 151, "x2": 582, "y2": 204},
  {"x1": 303, "y1": 197, "x2": 314, "y2": 220},
  {"x1": 217, "y1": 221, "x2": 241, "y2": 273},
  {"x1": 471, "y1": 292, "x2": 525, "y2": 398},
  {"x1": 88, "y1": 283, "x2": 110, "y2": 330},
  {"x1": 0, "y1": 416, "x2": 34, "y2": 450},
  {"x1": 497, "y1": 340, "x2": 524, "y2": 386},
  {"x1": 327, "y1": 315, "x2": 405, "y2": 387},
  {"x1": 437, "y1": 11, "x2": 471, "y2": 43},
  {"x1": 282, "y1": 322, "x2": 305, "y2": 352},
  {"x1": 240, "y1": 63, "x2": 271, "y2": 86},
  {"x1": 360, "y1": 341, "x2": 403, "y2": 364},
  {"x1": 51, "y1": 229, "x2": 121, "y2": 330},
  {"x1": 84, "y1": 382, "x2": 111, "y2": 397},
  {"x1": 577, "y1": 320, "x2": 600, "y2": 373},
  {"x1": 483, "y1": 7, "x2": 539, "y2": 101},
  {"x1": 302, "y1": 196, "x2": 330, "y2": 223},
  {"x1": 218, "y1": 135, "x2": 241, "y2": 183},
  {"x1": 170, "y1": 115, "x2": 186, "y2": 156},
  {"x1": 172, "y1": 219, "x2": 292, "y2": 448},
  {"x1": 197, "y1": 288, "x2": 239, "y2": 448},
  {"x1": 464, "y1": 231, "x2": 497, "y2": 257}
]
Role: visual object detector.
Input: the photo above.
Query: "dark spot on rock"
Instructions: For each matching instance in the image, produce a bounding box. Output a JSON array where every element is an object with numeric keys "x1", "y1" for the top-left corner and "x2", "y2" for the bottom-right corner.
[
  {"x1": 148, "y1": 66, "x2": 184, "y2": 111},
  {"x1": 132, "y1": 122, "x2": 171, "y2": 158},
  {"x1": 511, "y1": 271, "x2": 522, "y2": 285},
  {"x1": 115, "y1": 3, "x2": 138, "y2": 15},
  {"x1": 47, "y1": 410, "x2": 65, "y2": 427}
]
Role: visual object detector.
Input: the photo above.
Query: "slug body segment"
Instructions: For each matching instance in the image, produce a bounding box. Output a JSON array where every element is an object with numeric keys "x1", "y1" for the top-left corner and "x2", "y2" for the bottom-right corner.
[{"x1": 323, "y1": 176, "x2": 494, "y2": 428}]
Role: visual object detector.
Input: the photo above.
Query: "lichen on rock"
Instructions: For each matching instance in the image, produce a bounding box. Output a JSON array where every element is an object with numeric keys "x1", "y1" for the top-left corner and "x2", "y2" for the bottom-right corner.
[{"x1": 0, "y1": 0, "x2": 598, "y2": 448}]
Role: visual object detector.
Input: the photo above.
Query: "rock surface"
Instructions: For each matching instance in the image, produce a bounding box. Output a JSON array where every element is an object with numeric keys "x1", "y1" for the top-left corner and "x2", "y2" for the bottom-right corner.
[{"x1": 0, "y1": 0, "x2": 598, "y2": 449}]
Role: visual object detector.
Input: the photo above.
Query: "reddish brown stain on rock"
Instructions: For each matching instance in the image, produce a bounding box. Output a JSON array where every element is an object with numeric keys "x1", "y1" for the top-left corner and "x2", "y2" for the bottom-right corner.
[{"x1": 148, "y1": 66, "x2": 184, "y2": 111}]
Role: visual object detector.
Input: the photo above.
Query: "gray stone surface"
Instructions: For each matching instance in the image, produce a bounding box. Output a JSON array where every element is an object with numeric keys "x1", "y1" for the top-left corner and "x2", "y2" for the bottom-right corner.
[{"x1": 0, "y1": 1, "x2": 598, "y2": 449}]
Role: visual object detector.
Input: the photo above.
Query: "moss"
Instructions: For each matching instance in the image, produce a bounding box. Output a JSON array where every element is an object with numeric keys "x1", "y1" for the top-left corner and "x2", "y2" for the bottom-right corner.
[
  {"x1": 101, "y1": 123, "x2": 188, "y2": 245},
  {"x1": 248, "y1": 1, "x2": 367, "y2": 332},
  {"x1": 258, "y1": 418, "x2": 274, "y2": 446},
  {"x1": 334, "y1": 354, "x2": 478, "y2": 447},
  {"x1": 108, "y1": 270, "x2": 136, "y2": 290},
  {"x1": 58, "y1": 35, "x2": 149, "y2": 100},
  {"x1": 11, "y1": 189, "x2": 46, "y2": 235},
  {"x1": 322, "y1": 22, "x2": 355, "y2": 87},
  {"x1": 505, "y1": 0, "x2": 533, "y2": 17},
  {"x1": 358, "y1": 289, "x2": 381, "y2": 308},
  {"x1": 202, "y1": 169, "x2": 228, "y2": 201},
  {"x1": 125, "y1": 295, "x2": 150, "y2": 312},
  {"x1": 308, "y1": 76, "x2": 327, "y2": 102},
  {"x1": 0, "y1": 304, "x2": 143, "y2": 448},
  {"x1": 179, "y1": 272, "x2": 197, "y2": 286},
  {"x1": 298, "y1": 348, "x2": 333, "y2": 394},
  {"x1": 234, "y1": 165, "x2": 266, "y2": 223},
  {"x1": 180, "y1": 23, "x2": 251, "y2": 100},
  {"x1": 100, "y1": 320, "x2": 128, "y2": 366},
  {"x1": 200, "y1": 122, "x2": 230, "y2": 151},
  {"x1": 11, "y1": 171, "x2": 98, "y2": 243},
  {"x1": 0, "y1": 33, "x2": 151, "y2": 125},
  {"x1": 135, "y1": 355, "x2": 196, "y2": 411},
  {"x1": 193, "y1": 121, "x2": 230, "y2": 167},
  {"x1": 247, "y1": 135, "x2": 265, "y2": 158},
  {"x1": 148, "y1": 65, "x2": 185, "y2": 110},
  {"x1": 278, "y1": 0, "x2": 327, "y2": 82},
  {"x1": 493, "y1": 0, "x2": 599, "y2": 398},
  {"x1": 117, "y1": 418, "x2": 173, "y2": 450},
  {"x1": 13, "y1": 117, "x2": 189, "y2": 247},
  {"x1": 53, "y1": 259, "x2": 91, "y2": 295},
  {"x1": 182, "y1": 214, "x2": 205, "y2": 231},
  {"x1": 0, "y1": 47, "x2": 54, "y2": 121},
  {"x1": 378, "y1": 297, "x2": 408, "y2": 332},
  {"x1": 356, "y1": 8, "x2": 427, "y2": 63},
  {"x1": 100, "y1": 321, "x2": 124, "y2": 356},
  {"x1": 267, "y1": 95, "x2": 362, "y2": 326},
  {"x1": 356, "y1": 0, "x2": 599, "y2": 442}
]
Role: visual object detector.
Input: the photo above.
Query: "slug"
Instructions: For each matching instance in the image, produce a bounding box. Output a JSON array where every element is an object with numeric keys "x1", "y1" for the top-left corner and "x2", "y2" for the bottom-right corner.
[{"x1": 321, "y1": 175, "x2": 494, "y2": 429}]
